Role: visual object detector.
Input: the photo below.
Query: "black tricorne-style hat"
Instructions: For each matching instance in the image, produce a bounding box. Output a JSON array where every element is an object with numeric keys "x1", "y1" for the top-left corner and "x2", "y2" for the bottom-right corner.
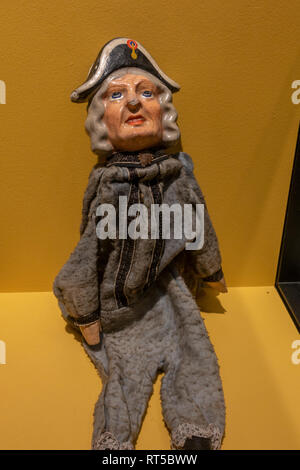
[{"x1": 70, "y1": 37, "x2": 180, "y2": 103}]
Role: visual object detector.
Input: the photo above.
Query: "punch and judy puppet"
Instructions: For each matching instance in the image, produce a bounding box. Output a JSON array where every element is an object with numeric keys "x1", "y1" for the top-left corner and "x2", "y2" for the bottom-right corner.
[{"x1": 53, "y1": 38, "x2": 227, "y2": 451}]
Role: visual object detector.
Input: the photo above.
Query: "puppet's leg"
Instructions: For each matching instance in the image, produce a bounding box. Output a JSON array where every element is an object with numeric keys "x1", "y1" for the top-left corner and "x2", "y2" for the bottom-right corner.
[
  {"x1": 83, "y1": 287, "x2": 169, "y2": 451},
  {"x1": 83, "y1": 339, "x2": 141, "y2": 450},
  {"x1": 159, "y1": 267, "x2": 226, "y2": 450}
]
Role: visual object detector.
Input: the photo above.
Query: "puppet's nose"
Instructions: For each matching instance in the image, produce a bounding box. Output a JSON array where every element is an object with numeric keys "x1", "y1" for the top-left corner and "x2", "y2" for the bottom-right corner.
[{"x1": 127, "y1": 98, "x2": 141, "y2": 112}]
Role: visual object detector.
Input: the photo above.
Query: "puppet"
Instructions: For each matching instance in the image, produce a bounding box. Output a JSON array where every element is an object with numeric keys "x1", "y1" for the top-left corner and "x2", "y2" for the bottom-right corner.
[{"x1": 53, "y1": 38, "x2": 227, "y2": 451}]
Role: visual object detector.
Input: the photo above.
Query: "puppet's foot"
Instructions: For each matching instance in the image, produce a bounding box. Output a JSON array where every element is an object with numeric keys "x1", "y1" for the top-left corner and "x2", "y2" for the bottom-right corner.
[
  {"x1": 93, "y1": 432, "x2": 134, "y2": 450},
  {"x1": 171, "y1": 423, "x2": 222, "y2": 451}
]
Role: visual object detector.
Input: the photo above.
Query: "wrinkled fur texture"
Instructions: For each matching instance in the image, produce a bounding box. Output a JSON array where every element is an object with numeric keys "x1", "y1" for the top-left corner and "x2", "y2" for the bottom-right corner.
[
  {"x1": 85, "y1": 267, "x2": 225, "y2": 450},
  {"x1": 53, "y1": 151, "x2": 226, "y2": 449},
  {"x1": 53, "y1": 153, "x2": 222, "y2": 329}
]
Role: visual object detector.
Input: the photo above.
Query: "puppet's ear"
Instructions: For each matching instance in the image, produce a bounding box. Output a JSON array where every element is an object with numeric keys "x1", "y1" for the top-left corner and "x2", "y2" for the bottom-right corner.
[{"x1": 70, "y1": 37, "x2": 180, "y2": 104}]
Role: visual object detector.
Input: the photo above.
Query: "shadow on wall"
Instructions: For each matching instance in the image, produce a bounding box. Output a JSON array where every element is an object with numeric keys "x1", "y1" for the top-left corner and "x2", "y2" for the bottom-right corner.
[{"x1": 196, "y1": 286, "x2": 226, "y2": 315}]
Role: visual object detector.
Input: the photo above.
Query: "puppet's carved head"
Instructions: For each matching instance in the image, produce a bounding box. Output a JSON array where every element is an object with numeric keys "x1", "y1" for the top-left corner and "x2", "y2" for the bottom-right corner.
[{"x1": 70, "y1": 38, "x2": 181, "y2": 159}]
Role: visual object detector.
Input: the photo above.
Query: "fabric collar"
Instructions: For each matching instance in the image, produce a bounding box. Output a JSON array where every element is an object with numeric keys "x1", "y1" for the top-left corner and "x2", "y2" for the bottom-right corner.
[{"x1": 105, "y1": 147, "x2": 172, "y2": 168}]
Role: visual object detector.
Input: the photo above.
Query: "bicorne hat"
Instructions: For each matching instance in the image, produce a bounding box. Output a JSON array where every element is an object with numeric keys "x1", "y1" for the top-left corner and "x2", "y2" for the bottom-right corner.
[{"x1": 70, "y1": 37, "x2": 180, "y2": 103}]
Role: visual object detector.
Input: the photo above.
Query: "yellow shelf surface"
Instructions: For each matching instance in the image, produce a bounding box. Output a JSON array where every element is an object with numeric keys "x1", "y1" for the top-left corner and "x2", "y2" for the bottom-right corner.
[{"x1": 0, "y1": 286, "x2": 299, "y2": 450}]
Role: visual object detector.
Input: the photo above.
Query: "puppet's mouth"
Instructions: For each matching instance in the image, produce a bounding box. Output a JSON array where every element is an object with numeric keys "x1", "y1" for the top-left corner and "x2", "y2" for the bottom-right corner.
[{"x1": 125, "y1": 115, "x2": 146, "y2": 126}]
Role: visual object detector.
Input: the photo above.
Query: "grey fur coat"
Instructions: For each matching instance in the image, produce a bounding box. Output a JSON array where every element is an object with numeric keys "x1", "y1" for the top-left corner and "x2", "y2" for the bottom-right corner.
[
  {"x1": 53, "y1": 150, "x2": 223, "y2": 332},
  {"x1": 52, "y1": 148, "x2": 226, "y2": 450}
]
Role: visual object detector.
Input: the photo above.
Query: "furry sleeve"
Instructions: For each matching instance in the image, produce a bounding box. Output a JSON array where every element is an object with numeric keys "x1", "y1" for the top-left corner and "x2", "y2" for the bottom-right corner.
[
  {"x1": 53, "y1": 166, "x2": 105, "y2": 321},
  {"x1": 178, "y1": 152, "x2": 224, "y2": 280}
]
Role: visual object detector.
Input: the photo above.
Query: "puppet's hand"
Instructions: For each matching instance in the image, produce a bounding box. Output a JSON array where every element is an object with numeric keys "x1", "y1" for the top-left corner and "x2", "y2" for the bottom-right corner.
[
  {"x1": 204, "y1": 276, "x2": 228, "y2": 293},
  {"x1": 79, "y1": 320, "x2": 101, "y2": 346}
]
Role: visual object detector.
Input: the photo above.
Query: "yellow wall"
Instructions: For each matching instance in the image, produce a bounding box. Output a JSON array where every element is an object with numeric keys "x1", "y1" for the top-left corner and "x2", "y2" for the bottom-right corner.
[{"x1": 1, "y1": 0, "x2": 300, "y2": 291}]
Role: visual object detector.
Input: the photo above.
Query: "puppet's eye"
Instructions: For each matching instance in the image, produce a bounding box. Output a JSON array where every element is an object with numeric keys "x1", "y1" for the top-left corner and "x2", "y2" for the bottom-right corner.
[
  {"x1": 142, "y1": 90, "x2": 153, "y2": 98},
  {"x1": 111, "y1": 91, "x2": 122, "y2": 100}
]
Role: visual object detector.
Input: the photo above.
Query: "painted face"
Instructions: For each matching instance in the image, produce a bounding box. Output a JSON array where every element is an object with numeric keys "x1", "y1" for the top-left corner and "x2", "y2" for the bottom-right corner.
[{"x1": 102, "y1": 74, "x2": 163, "y2": 152}]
